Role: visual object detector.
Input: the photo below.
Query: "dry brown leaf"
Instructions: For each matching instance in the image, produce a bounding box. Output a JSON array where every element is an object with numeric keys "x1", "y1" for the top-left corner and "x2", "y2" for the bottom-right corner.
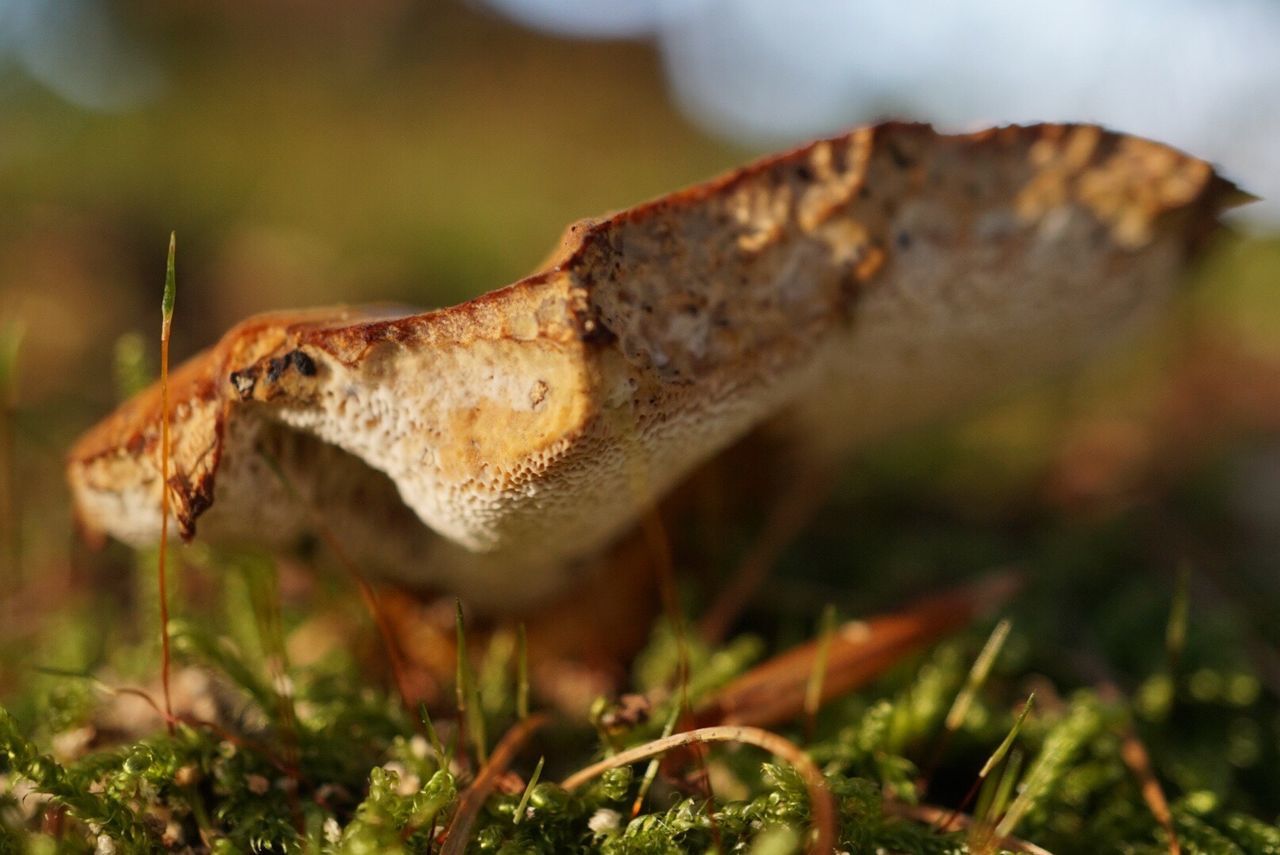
[
  {"x1": 694, "y1": 571, "x2": 1023, "y2": 729},
  {"x1": 67, "y1": 122, "x2": 1244, "y2": 610}
]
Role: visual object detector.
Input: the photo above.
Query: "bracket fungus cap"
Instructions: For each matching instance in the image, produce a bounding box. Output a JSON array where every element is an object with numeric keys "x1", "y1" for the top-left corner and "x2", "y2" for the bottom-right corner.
[{"x1": 67, "y1": 122, "x2": 1246, "y2": 610}]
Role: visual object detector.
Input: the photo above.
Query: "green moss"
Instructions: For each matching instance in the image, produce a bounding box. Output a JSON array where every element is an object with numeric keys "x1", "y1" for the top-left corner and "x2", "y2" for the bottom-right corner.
[{"x1": 3, "y1": 585, "x2": 1279, "y2": 853}]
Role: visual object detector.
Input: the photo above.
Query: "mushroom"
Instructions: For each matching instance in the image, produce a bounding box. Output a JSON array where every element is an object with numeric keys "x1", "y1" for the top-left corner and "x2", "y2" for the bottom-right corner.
[{"x1": 67, "y1": 122, "x2": 1243, "y2": 611}]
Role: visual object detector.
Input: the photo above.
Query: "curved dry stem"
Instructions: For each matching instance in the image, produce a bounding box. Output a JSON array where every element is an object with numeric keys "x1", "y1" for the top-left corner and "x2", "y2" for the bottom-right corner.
[
  {"x1": 561, "y1": 724, "x2": 836, "y2": 855},
  {"x1": 440, "y1": 713, "x2": 549, "y2": 855},
  {"x1": 1097, "y1": 682, "x2": 1180, "y2": 855}
]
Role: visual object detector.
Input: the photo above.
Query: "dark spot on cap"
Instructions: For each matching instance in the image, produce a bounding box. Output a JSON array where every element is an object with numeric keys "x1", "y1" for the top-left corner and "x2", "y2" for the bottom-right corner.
[
  {"x1": 266, "y1": 356, "x2": 287, "y2": 384},
  {"x1": 185, "y1": 476, "x2": 215, "y2": 520},
  {"x1": 252, "y1": 349, "x2": 317, "y2": 390},
  {"x1": 896, "y1": 231, "x2": 912, "y2": 250},
  {"x1": 796, "y1": 164, "x2": 813, "y2": 182},
  {"x1": 289, "y1": 349, "x2": 317, "y2": 377}
]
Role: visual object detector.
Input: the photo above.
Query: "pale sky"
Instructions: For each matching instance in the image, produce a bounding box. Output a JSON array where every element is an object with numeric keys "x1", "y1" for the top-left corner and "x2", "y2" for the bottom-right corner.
[{"x1": 485, "y1": 0, "x2": 1280, "y2": 222}]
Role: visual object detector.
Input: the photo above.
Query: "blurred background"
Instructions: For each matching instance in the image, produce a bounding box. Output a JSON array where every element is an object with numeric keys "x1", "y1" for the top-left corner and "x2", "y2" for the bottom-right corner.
[{"x1": 2, "y1": 1, "x2": 1279, "y2": 719}]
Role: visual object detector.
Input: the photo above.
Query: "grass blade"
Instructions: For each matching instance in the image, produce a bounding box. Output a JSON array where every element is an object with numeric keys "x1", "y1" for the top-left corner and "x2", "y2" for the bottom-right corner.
[
  {"x1": 516, "y1": 622, "x2": 530, "y2": 721},
  {"x1": 456, "y1": 600, "x2": 488, "y2": 765},
  {"x1": 511, "y1": 755, "x2": 545, "y2": 825},
  {"x1": 803, "y1": 603, "x2": 838, "y2": 740},
  {"x1": 947, "y1": 619, "x2": 1012, "y2": 732},
  {"x1": 157, "y1": 232, "x2": 178, "y2": 732}
]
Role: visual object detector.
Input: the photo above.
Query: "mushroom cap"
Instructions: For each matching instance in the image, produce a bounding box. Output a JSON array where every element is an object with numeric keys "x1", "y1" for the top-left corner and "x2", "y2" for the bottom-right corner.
[{"x1": 67, "y1": 122, "x2": 1244, "y2": 610}]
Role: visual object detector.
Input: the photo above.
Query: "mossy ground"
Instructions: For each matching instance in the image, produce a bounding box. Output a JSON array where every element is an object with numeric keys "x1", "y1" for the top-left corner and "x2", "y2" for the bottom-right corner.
[{"x1": 3, "y1": 375, "x2": 1280, "y2": 852}]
